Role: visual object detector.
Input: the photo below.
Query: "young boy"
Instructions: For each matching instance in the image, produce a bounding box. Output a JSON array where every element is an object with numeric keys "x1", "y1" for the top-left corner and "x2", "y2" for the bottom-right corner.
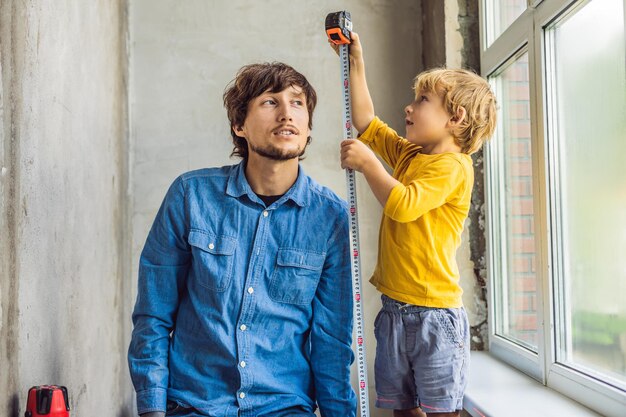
[{"x1": 332, "y1": 33, "x2": 496, "y2": 417}]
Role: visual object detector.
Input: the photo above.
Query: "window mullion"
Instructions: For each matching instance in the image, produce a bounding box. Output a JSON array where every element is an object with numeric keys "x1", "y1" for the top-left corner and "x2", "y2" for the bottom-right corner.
[{"x1": 529, "y1": 0, "x2": 551, "y2": 386}]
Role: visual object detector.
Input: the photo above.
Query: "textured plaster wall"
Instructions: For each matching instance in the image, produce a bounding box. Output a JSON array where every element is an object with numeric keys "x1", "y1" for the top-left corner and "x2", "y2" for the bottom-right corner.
[
  {"x1": 453, "y1": 0, "x2": 489, "y2": 350},
  {"x1": 0, "y1": 1, "x2": 133, "y2": 416},
  {"x1": 129, "y1": 1, "x2": 422, "y2": 415}
]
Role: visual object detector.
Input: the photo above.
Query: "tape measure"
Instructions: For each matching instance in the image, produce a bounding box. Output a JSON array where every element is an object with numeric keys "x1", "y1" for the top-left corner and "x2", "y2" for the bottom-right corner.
[{"x1": 325, "y1": 11, "x2": 370, "y2": 417}]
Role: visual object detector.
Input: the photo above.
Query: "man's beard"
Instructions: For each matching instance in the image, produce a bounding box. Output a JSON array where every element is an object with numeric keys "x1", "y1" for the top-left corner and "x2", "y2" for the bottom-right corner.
[{"x1": 249, "y1": 140, "x2": 307, "y2": 161}]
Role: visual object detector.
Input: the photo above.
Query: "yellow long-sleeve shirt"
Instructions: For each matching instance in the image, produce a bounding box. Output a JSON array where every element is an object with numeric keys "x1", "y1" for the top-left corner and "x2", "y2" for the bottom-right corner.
[{"x1": 359, "y1": 117, "x2": 474, "y2": 308}]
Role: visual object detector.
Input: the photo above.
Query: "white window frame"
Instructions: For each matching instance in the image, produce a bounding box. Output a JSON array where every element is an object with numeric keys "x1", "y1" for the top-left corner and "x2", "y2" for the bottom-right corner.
[{"x1": 480, "y1": 0, "x2": 626, "y2": 416}]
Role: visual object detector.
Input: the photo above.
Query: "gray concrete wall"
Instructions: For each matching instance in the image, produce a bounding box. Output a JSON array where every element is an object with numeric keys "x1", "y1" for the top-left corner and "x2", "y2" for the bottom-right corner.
[
  {"x1": 450, "y1": 0, "x2": 489, "y2": 350},
  {"x1": 129, "y1": 1, "x2": 422, "y2": 415},
  {"x1": 0, "y1": 1, "x2": 133, "y2": 416},
  {"x1": 423, "y1": 0, "x2": 447, "y2": 68},
  {"x1": 425, "y1": 0, "x2": 488, "y2": 351}
]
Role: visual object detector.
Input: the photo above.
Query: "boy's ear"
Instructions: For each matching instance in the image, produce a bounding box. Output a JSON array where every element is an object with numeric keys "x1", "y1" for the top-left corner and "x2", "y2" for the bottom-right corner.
[{"x1": 449, "y1": 107, "x2": 467, "y2": 127}]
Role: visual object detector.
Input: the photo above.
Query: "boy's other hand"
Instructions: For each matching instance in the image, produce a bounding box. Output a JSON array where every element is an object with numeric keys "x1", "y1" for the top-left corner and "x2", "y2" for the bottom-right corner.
[{"x1": 340, "y1": 139, "x2": 376, "y2": 172}]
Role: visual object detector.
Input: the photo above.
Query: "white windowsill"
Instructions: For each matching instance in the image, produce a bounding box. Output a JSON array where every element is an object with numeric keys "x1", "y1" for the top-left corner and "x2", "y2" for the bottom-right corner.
[{"x1": 463, "y1": 352, "x2": 602, "y2": 417}]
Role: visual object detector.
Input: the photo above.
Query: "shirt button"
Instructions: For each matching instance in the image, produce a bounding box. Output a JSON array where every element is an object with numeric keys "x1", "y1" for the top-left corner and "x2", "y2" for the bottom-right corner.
[
  {"x1": 208, "y1": 243, "x2": 215, "y2": 250},
  {"x1": 239, "y1": 324, "x2": 247, "y2": 331},
  {"x1": 240, "y1": 361, "x2": 246, "y2": 368},
  {"x1": 247, "y1": 287, "x2": 254, "y2": 294},
  {"x1": 239, "y1": 392, "x2": 245, "y2": 399},
  {"x1": 263, "y1": 211, "x2": 268, "y2": 217}
]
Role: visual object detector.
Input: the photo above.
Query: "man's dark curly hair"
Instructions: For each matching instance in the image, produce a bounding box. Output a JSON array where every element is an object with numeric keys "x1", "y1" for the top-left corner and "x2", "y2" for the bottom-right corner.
[{"x1": 223, "y1": 62, "x2": 317, "y2": 160}]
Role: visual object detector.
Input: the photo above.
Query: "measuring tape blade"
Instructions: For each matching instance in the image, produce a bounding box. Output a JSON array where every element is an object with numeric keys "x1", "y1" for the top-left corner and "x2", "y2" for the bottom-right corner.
[
  {"x1": 327, "y1": 10, "x2": 370, "y2": 417},
  {"x1": 341, "y1": 42, "x2": 371, "y2": 417}
]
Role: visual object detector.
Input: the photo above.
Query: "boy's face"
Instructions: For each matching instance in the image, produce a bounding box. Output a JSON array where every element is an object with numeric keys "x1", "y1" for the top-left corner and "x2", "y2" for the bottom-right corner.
[
  {"x1": 404, "y1": 89, "x2": 453, "y2": 148},
  {"x1": 234, "y1": 85, "x2": 311, "y2": 161}
]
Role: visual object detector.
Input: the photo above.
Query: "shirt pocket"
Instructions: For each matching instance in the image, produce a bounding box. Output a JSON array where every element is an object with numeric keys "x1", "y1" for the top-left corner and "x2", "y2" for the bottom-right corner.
[
  {"x1": 188, "y1": 229, "x2": 237, "y2": 292},
  {"x1": 269, "y1": 248, "x2": 325, "y2": 305}
]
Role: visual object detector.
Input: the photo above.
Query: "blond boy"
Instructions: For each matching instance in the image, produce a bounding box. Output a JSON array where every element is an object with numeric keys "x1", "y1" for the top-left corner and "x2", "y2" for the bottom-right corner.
[{"x1": 332, "y1": 33, "x2": 496, "y2": 417}]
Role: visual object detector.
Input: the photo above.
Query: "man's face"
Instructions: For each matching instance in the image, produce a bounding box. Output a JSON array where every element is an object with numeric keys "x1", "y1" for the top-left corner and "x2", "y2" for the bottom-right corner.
[{"x1": 234, "y1": 85, "x2": 311, "y2": 161}]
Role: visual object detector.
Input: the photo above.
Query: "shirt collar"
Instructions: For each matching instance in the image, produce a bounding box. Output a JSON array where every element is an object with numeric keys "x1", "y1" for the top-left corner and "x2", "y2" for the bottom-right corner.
[{"x1": 226, "y1": 161, "x2": 309, "y2": 208}]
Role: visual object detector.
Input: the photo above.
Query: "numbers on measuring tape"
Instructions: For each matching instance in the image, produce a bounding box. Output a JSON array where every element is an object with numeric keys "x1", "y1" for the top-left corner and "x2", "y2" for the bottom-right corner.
[{"x1": 326, "y1": 10, "x2": 370, "y2": 417}]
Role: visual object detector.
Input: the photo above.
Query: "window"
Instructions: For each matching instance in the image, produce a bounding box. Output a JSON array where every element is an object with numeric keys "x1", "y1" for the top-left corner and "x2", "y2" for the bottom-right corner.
[
  {"x1": 488, "y1": 51, "x2": 538, "y2": 352},
  {"x1": 482, "y1": 0, "x2": 626, "y2": 415},
  {"x1": 484, "y1": 0, "x2": 527, "y2": 46}
]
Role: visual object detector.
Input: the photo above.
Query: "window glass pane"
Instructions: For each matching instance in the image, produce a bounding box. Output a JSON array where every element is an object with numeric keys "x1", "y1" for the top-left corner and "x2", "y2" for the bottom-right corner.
[
  {"x1": 485, "y1": 0, "x2": 527, "y2": 47},
  {"x1": 550, "y1": 0, "x2": 626, "y2": 388},
  {"x1": 490, "y1": 52, "x2": 538, "y2": 351}
]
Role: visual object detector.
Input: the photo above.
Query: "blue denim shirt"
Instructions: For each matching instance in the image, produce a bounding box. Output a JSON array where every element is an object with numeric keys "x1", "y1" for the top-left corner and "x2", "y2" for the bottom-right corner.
[{"x1": 128, "y1": 162, "x2": 356, "y2": 417}]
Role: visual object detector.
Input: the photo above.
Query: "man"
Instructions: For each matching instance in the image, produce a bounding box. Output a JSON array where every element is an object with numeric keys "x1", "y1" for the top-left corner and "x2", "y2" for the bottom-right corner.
[{"x1": 128, "y1": 62, "x2": 356, "y2": 417}]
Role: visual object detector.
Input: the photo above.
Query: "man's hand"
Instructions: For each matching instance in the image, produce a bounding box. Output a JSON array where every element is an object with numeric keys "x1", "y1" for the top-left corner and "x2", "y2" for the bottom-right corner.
[
  {"x1": 140, "y1": 412, "x2": 165, "y2": 417},
  {"x1": 340, "y1": 139, "x2": 377, "y2": 172}
]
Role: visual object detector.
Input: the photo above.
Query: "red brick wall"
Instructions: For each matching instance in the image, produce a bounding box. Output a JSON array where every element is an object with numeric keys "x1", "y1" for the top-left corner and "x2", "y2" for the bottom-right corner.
[{"x1": 503, "y1": 56, "x2": 538, "y2": 347}]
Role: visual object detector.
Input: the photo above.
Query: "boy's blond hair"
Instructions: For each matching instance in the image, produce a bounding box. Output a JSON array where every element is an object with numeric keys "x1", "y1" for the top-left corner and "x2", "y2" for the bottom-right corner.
[{"x1": 414, "y1": 68, "x2": 497, "y2": 154}]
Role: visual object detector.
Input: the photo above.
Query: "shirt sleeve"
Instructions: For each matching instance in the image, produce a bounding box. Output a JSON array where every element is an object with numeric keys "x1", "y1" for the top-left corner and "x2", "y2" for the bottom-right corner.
[
  {"x1": 358, "y1": 116, "x2": 419, "y2": 170},
  {"x1": 128, "y1": 176, "x2": 191, "y2": 415},
  {"x1": 310, "y1": 207, "x2": 357, "y2": 417},
  {"x1": 384, "y1": 156, "x2": 466, "y2": 223}
]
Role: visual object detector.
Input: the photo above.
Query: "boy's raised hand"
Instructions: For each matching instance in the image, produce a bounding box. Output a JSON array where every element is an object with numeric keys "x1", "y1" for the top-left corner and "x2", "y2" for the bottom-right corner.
[
  {"x1": 347, "y1": 32, "x2": 364, "y2": 63},
  {"x1": 328, "y1": 29, "x2": 374, "y2": 133},
  {"x1": 327, "y1": 31, "x2": 364, "y2": 65}
]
